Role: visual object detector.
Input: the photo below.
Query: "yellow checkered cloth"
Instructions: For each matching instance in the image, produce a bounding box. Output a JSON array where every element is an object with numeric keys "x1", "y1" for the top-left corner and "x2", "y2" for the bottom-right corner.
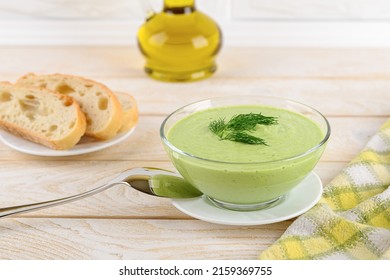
[{"x1": 260, "y1": 118, "x2": 390, "y2": 260}]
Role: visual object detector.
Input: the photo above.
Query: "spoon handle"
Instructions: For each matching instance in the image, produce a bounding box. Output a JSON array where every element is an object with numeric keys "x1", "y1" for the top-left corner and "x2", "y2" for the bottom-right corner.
[{"x1": 0, "y1": 182, "x2": 129, "y2": 218}]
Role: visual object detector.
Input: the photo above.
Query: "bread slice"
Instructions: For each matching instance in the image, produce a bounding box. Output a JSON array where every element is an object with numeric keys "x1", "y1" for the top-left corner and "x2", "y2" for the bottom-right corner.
[
  {"x1": 115, "y1": 92, "x2": 139, "y2": 133},
  {"x1": 0, "y1": 82, "x2": 86, "y2": 150},
  {"x1": 17, "y1": 73, "x2": 123, "y2": 140}
]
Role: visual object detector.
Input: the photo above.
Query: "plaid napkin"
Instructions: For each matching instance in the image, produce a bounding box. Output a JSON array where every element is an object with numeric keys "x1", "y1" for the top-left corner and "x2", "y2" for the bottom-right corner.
[{"x1": 259, "y1": 118, "x2": 390, "y2": 260}]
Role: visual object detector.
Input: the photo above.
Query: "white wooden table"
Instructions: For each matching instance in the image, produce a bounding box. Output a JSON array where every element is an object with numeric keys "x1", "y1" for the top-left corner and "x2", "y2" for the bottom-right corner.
[{"x1": 0, "y1": 46, "x2": 388, "y2": 259}]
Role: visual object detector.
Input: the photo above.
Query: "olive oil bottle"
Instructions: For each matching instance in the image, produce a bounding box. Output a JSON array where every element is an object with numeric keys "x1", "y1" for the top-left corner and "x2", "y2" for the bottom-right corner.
[{"x1": 137, "y1": 0, "x2": 222, "y2": 82}]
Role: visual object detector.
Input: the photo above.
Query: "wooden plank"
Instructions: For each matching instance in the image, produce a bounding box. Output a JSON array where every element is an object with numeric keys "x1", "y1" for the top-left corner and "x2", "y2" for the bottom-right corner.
[
  {"x1": 0, "y1": 47, "x2": 144, "y2": 78},
  {"x1": 0, "y1": 161, "x2": 359, "y2": 218},
  {"x1": 101, "y1": 78, "x2": 390, "y2": 117},
  {"x1": 2, "y1": 76, "x2": 390, "y2": 117},
  {"x1": 0, "y1": 218, "x2": 291, "y2": 259},
  {"x1": 0, "y1": 46, "x2": 387, "y2": 261},
  {"x1": 1, "y1": 47, "x2": 390, "y2": 78},
  {"x1": 0, "y1": 160, "x2": 182, "y2": 218},
  {"x1": 232, "y1": 0, "x2": 390, "y2": 20},
  {"x1": 0, "y1": 116, "x2": 386, "y2": 162},
  {"x1": 217, "y1": 48, "x2": 390, "y2": 79}
]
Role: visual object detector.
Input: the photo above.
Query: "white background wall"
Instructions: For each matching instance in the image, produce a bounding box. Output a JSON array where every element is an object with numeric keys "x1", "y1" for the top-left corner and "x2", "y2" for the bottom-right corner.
[{"x1": 1, "y1": 0, "x2": 390, "y2": 46}]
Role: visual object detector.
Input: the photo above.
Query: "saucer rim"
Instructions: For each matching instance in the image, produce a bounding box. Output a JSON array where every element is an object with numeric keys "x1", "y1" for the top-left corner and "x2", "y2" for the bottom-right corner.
[
  {"x1": 0, "y1": 127, "x2": 135, "y2": 157},
  {"x1": 171, "y1": 172, "x2": 323, "y2": 226}
]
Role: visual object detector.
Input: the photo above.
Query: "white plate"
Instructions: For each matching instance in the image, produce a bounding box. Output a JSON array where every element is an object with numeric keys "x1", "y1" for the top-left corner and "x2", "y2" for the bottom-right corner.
[
  {"x1": 0, "y1": 127, "x2": 135, "y2": 156},
  {"x1": 171, "y1": 172, "x2": 323, "y2": 226}
]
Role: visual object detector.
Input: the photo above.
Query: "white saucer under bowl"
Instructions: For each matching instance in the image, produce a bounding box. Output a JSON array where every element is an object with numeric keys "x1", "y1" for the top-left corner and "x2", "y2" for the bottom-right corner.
[{"x1": 171, "y1": 172, "x2": 323, "y2": 226}]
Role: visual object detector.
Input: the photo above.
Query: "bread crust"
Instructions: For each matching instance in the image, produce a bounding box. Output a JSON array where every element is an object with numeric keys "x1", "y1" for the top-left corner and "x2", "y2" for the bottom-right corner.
[
  {"x1": 115, "y1": 92, "x2": 139, "y2": 133},
  {"x1": 17, "y1": 73, "x2": 124, "y2": 140},
  {"x1": 0, "y1": 82, "x2": 86, "y2": 150}
]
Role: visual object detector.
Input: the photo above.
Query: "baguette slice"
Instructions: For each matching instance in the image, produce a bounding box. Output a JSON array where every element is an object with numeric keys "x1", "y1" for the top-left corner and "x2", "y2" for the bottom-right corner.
[
  {"x1": 0, "y1": 82, "x2": 86, "y2": 150},
  {"x1": 17, "y1": 73, "x2": 123, "y2": 140},
  {"x1": 115, "y1": 92, "x2": 139, "y2": 133}
]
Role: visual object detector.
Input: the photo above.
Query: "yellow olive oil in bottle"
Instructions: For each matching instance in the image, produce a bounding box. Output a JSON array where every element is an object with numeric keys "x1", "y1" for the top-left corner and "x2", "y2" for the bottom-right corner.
[{"x1": 137, "y1": 0, "x2": 222, "y2": 82}]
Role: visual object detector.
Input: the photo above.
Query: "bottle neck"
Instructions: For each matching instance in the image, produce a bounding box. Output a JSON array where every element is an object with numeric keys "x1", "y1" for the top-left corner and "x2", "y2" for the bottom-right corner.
[{"x1": 163, "y1": 0, "x2": 196, "y2": 14}]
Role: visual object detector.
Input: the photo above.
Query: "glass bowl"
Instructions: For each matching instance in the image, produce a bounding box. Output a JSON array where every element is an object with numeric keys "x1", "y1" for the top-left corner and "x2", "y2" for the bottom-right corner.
[{"x1": 160, "y1": 95, "x2": 330, "y2": 211}]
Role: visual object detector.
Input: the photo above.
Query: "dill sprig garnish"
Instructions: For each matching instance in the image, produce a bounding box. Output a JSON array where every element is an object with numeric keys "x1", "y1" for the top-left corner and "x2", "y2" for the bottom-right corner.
[{"x1": 208, "y1": 113, "x2": 278, "y2": 145}]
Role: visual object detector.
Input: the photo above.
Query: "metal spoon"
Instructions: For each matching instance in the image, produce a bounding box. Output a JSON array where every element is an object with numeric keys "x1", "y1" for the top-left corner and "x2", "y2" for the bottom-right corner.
[{"x1": 0, "y1": 167, "x2": 202, "y2": 218}]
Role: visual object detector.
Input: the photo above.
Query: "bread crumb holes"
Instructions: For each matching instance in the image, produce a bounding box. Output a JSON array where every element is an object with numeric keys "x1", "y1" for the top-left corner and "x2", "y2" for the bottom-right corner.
[
  {"x1": 0, "y1": 92, "x2": 12, "y2": 102},
  {"x1": 98, "y1": 97, "x2": 108, "y2": 110},
  {"x1": 56, "y1": 83, "x2": 75, "y2": 95}
]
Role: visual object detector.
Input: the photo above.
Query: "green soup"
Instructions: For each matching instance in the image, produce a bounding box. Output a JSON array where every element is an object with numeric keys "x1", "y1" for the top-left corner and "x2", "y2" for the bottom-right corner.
[
  {"x1": 165, "y1": 105, "x2": 326, "y2": 205},
  {"x1": 151, "y1": 174, "x2": 202, "y2": 198}
]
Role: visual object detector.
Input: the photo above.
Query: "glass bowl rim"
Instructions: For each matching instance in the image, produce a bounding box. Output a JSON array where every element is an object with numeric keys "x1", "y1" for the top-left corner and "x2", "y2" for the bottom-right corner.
[{"x1": 160, "y1": 95, "x2": 331, "y2": 165}]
